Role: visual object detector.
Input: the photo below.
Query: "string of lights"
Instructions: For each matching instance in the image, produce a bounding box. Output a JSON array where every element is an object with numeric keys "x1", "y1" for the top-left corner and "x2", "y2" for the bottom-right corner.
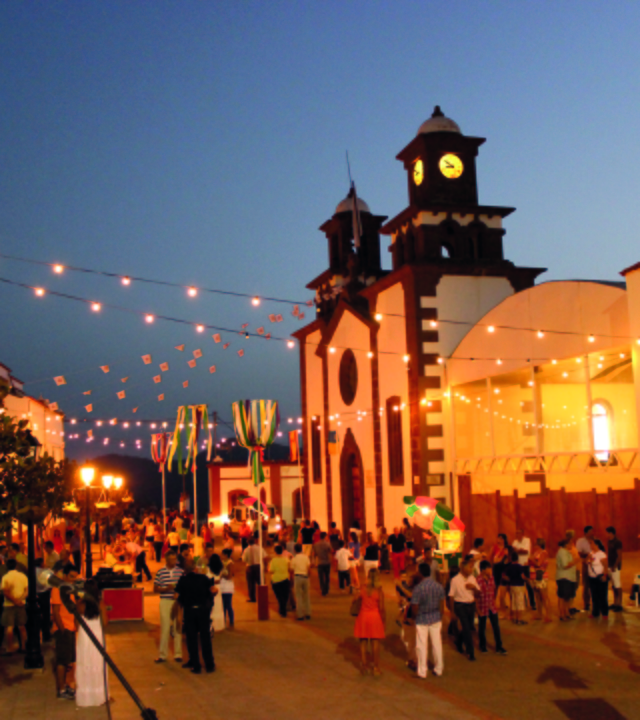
[
  {"x1": 2, "y1": 252, "x2": 638, "y2": 345},
  {"x1": 0, "y1": 252, "x2": 312, "y2": 306}
]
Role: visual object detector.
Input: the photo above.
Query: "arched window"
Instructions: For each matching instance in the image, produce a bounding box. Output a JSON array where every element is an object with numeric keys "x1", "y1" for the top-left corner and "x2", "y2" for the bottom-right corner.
[{"x1": 592, "y1": 402, "x2": 611, "y2": 462}]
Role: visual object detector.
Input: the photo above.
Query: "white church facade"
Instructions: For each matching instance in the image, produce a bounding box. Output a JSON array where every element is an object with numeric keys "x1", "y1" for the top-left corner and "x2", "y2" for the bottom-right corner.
[{"x1": 294, "y1": 107, "x2": 640, "y2": 552}]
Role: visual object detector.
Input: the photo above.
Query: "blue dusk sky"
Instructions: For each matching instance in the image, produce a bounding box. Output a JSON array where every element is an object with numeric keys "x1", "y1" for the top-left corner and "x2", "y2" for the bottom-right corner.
[{"x1": 1, "y1": 2, "x2": 639, "y2": 460}]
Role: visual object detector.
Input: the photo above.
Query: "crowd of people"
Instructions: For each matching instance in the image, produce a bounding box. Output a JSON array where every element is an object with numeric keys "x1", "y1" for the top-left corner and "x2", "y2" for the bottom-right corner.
[{"x1": 0, "y1": 504, "x2": 633, "y2": 694}]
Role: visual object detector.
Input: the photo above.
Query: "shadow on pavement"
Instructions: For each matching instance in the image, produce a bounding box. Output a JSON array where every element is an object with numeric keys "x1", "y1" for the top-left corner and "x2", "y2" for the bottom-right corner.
[
  {"x1": 537, "y1": 666, "x2": 589, "y2": 690},
  {"x1": 554, "y1": 698, "x2": 627, "y2": 720},
  {"x1": 600, "y1": 630, "x2": 640, "y2": 674},
  {"x1": 335, "y1": 636, "x2": 361, "y2": 671}
]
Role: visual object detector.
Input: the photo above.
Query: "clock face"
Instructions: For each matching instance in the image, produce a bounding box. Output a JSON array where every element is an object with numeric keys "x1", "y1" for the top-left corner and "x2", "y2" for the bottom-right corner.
[
  {"x1": 439, "y1": 153, "x2": 464, "y2": 179},
  {"x1": 413, "y1": 159, "x2": 424, "y2": 186}
]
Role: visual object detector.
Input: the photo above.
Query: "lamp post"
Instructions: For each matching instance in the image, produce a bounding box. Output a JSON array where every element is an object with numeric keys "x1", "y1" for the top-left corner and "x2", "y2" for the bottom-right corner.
[
  {"x1": 24, "y1": 431, "x2": 44, "y2": 670},
  {"x1": 80, "y1": 466, "x2": 95, "y2": 578},
  {"x1": 102, "y1": 475, "x2": 113, "y2": 545}
]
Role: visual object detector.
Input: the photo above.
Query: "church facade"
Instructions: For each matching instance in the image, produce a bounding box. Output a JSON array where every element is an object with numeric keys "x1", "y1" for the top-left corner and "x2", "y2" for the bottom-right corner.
[{"x1": 294, "y1": 107, "x2": 640, "y2": 547}]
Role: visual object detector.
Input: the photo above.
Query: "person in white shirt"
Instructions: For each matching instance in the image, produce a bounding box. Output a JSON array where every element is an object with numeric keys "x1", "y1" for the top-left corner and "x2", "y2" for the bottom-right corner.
[
  {"x1": 335, "y1": 540, "x2": 352, "y2": 592},
  {"x1": 448, "y1": 560, "x2": 479, "y2": 661},
  {"x1": 512, "y1": 529, "x2": 535, "y2": 611},
  {"x1": 469, "y1": 538, "x2": 486, "y2": 577},
  {"x1": 290, "y1": 544, "x2": 311, "y2": 620},
  {"x1": 587, "y1": 538, "x2": 609, "y2": 619},
  {"x1": 241, "y1": 538, "x2": 265, "y2": 602}
]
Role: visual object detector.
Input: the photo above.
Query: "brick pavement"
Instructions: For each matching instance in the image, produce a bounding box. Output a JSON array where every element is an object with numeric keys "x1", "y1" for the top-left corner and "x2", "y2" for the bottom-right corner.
[{"x1": 2, "y1": 550, "x2": 640, "y2": 720}]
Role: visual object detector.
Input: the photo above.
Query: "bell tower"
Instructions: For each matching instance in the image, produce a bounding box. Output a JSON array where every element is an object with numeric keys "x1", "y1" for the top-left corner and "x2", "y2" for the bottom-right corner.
[{"x1": 308, "y1": 189, "x2": 387, "y2": 320}]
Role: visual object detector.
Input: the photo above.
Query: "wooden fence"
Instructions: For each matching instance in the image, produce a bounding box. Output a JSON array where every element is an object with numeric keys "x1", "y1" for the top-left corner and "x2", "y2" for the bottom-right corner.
[{"x1": 457, "y1": 475, "x2": 640, "y2": 554}]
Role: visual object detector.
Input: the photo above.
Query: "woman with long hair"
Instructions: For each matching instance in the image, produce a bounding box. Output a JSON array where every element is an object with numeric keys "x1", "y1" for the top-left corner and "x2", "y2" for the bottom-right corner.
[
  {"x1": 354, "y1": 568, "x2": 386, "y2": 675},
  {"x1": 219, "y1": 547, "x2": 235, "y2": 629},
  {"x1": 490, "y1": 533, "x2": 510, "y2": 616},
  {"x1": 75, "y1": 580, "x2": 109, "y2": 707},
  {"x1": 587, "y1": 538, "x2": 609, "y2": 619}
]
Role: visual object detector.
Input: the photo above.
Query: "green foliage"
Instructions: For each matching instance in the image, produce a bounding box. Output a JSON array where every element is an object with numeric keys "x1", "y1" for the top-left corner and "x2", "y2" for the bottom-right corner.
[{"x1": 0, "y1": 385, "x2": 76, "y2": 528}]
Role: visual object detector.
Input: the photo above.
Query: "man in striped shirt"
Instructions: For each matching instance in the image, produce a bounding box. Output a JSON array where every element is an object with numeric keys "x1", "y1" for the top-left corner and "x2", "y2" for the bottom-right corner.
[{"x1": 154, "y1": 550, "x2": 184, "y2": 663}]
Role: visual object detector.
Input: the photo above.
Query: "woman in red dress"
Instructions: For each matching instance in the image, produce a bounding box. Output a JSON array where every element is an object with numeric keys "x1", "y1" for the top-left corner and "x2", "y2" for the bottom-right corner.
[{"x1": 354, "y1": 568, "x2": 386, "y2": 675}]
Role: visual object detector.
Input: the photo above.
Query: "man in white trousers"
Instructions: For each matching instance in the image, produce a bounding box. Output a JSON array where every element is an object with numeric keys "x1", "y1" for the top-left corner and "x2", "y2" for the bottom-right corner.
[
  {"x1": 411, "y1": 562, "x2": 446, "y2": 678},
  {"x1": 154, "y1": 550, "x2": 184, "y2": 663}
]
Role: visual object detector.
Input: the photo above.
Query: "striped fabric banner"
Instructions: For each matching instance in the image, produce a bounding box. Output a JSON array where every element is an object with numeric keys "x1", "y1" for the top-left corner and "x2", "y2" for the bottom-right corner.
[
  {"x1": 167, "y1": 405, "x2": 212, "y2": 473},
  {"x1": 232, "y1": 399, "x2": 279, "y2": 486}
]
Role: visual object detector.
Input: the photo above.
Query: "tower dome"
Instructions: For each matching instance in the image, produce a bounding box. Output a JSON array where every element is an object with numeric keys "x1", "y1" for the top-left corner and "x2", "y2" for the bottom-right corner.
[
  {"x1": 417, "y1": 105, "x2": 461, "y2": 135},
  {"x1": 335, "y1": 194, "x2": 370, "y2": 215}
]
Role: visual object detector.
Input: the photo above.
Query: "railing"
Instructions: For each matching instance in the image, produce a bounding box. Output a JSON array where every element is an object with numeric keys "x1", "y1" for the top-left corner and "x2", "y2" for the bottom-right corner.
[{"x1": 456, "y1": 448, "x2": 640, "y2": 475}]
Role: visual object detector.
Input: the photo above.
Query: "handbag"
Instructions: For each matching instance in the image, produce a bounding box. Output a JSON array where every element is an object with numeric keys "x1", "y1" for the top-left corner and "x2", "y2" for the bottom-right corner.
[{"x1": 350, "y1": 595, "x2": 362, "y2": 617}]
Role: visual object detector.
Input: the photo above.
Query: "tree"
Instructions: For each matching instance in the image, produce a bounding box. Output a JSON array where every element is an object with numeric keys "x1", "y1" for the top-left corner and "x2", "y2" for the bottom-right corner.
[
  {"x1": 0, "y1": 384, "x2": 76, "y2": 530},
  {"x1": 0, "y1": 383, "x2": 76, "y2": 669}
]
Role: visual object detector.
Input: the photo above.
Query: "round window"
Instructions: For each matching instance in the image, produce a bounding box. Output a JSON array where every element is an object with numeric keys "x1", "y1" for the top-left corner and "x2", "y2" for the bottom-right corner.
[{"x1": 339, "y1": 349, "x2": 358, "y2": 406}]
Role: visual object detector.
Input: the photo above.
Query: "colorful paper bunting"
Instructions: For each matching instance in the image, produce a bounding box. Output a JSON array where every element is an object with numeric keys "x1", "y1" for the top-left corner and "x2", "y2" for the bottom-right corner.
[
  {"x1": 232, "y1": 399, "x2": 279, "y2": 486},
  {"x1": 160, "y1": 362, "x2": 169, "y2": 371},
  {"x1": 223, "y1": 343, "x2": 229, "y2": 350},
  {"x1": 85, "y1": 404, "x2": 93, "y2": 412},
  {"x1": 87, "y1": 429, "x2": 93, "y2": 438},
  {"x1": 257, "y1": 327, "x2": 264, "y2": 335},
  {"x1": 153, "y1": 375, "x2": 161, "y2": 383},
  {"x1": 188, "y1": 359, "x2": 196, "y2": 368},
  {"x1": 183, "y1": 380, "x2": 189, "y2": 388},
  {"x1": 54, "y1": 376, "x2": 66, "y2": 386},
  {"x1": 237, "y1": 349, "x2": 244, "y2": 358},
  {"x1": 132, "y1": 407, "x2": 138, "y2": 413},
  {"x1": 175, "y1": 344, "x2": 185, "y2": 351},
  {"x1": 193, "y1": 349, "x2": 202, "y2": 359},
  {"x1": 83, "y1": 390, "x2": 92, "y2": 395},
  {"x1": 276, "y1": 314, "x2": 283, "y2": 322},
  {"x1": 121, "y1": 377, "x2": 128, "y2": 383},
  {"x1": 292, "y1": 305, "x2": 299, "y2": 316},
  {"x1": 209, "y1": 365, "x2": 216, "y2": 373},
  {"x1": 265, "y1": 333, "x2": 271, "y2": 339},
  {"x1": 100, "y1": 365, "x2": 110, "y2": 373},
  {"x1": 142, "y1": 355, "x2": 152, "y2": 364},
  {"x1": 168, "y1": 405, "x2": 212, "y2": 473},
  {"x1": 299, "y1": 312, "x2": 305, "y2": 320},
  {"x1": 158, "y1": 394, "x2": 164, "y2": 401},
  {"x1": 268, "y1": 314, "x2": 276, "y2": 322},
  {"x1": 241, "y1": 323, "x2": 249, "y2": 330},
  {"x1": 117, "y1": 390, "x2": 126, "y2": 399},
  {"x1": 213, "y1": 334, "x2": 221, "y2": 343}
]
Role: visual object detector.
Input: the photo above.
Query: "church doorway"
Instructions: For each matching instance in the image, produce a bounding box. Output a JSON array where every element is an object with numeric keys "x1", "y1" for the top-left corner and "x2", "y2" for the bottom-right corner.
[{"x1": 340, "y1": 429, "x2": 365, "y2": 536}]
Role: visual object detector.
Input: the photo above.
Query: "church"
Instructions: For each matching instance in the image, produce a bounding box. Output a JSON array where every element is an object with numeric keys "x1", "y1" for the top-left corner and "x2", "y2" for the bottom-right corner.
[{"x1": 293, "y1": 107, "x2": 640, "y2": 552}]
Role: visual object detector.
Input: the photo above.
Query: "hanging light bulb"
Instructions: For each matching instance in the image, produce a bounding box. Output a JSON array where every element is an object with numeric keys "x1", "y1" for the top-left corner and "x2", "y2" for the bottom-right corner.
[
  {"x1": 487, "y1": 325, "x2": 495, "y2": 333},
  {"x1": 588, "y1": 334, "x2": 595, "y2": 343},
  {"x1": 34, "y1": 287, "x2": 45, "y2": 297},
  {"x1": 196, "y1": 324, "x2": 205, "y2": 333},
  {"x1": 121, "y1": 276, "x2": 131, "y2": 286},
  {"x1": 245, "y1": 332, "x2": 250, "y2": 339},
  {"x1": 287, "y1": 340, "x2": 295, "y2": 348},
  {"x1": 53, "y1": 264, "x2": 64, "y2": 274},
  {"x1": 375, "y1": 313, "x2": 383, "y2": 321},
  {"x1": 430, "y1": 320, "x2": 438, "y2": 328},
  {"x1": 145, "y1": 314, "x2": 154, "y2": 323},
  {"x1": 91, "y1": 302, "x2": 101, "y2": 312},
  {"x1": 537, "y1": 330, "x2": 544, "y2": 338},
  {"x1": 187, "y1": 287, "x2": 198, "y2": 297},
  {"x1": 367, "y1": 351, "x2": 373, "y2": 359},
  {"x1": 403, "y1": 355, "x2": 410, "y2": 363},
  {"x1": 252, "y1": 297, "x2": 260, "y2": 306}
]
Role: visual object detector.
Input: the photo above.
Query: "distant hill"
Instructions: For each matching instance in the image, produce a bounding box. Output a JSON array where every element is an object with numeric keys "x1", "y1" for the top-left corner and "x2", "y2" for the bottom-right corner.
[{"x1": 87, "y1": 442, "x2": 293, "y2": 510}]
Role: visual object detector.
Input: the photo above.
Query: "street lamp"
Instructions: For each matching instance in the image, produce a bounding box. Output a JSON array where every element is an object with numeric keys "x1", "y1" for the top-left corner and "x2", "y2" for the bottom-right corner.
[
  {"x1": 80, "y1": 466, "x2": 96, "y2": 578},
  {"x1": 101, "y1": 475, "x2": 114, "y2": 545},
  {"x1": 114, "y1": 476, "x2": 123, "y2": 490}
]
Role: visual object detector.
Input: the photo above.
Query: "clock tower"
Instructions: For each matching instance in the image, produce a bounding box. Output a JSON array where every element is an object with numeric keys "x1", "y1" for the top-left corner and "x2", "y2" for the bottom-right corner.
[{"x1": 382, "y1": 105, "x2": 540, "y2": 279}]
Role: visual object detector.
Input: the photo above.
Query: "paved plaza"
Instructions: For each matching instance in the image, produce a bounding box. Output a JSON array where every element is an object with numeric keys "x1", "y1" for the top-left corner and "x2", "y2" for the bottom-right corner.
[{"x1": 2, "y1": 552, "x2": 640, "y2": 720}]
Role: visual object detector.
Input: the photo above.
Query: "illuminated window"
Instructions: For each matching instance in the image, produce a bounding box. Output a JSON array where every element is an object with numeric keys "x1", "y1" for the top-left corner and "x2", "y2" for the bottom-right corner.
[
  {"x1": 592, "y1": 402, "x2": 611, "y2": 462},
  {"x1": 311, "y1": 416, "x2": 322, "y2": 484},
  {"x1": 386, "y1": 396, "x2": 404, "y2": 485}
]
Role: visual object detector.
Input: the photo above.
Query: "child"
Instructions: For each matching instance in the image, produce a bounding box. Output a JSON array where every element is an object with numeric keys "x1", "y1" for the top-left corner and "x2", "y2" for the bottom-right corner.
[
  {"x1": 504, "y1": 549, "x2": 529, "y2": 625},
  {"x1": 335, "y1": 540, "x2": 352, "y2": 592},
  {"x1": 477, "y1": 561, "x2": 507, "y2": 654}
]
